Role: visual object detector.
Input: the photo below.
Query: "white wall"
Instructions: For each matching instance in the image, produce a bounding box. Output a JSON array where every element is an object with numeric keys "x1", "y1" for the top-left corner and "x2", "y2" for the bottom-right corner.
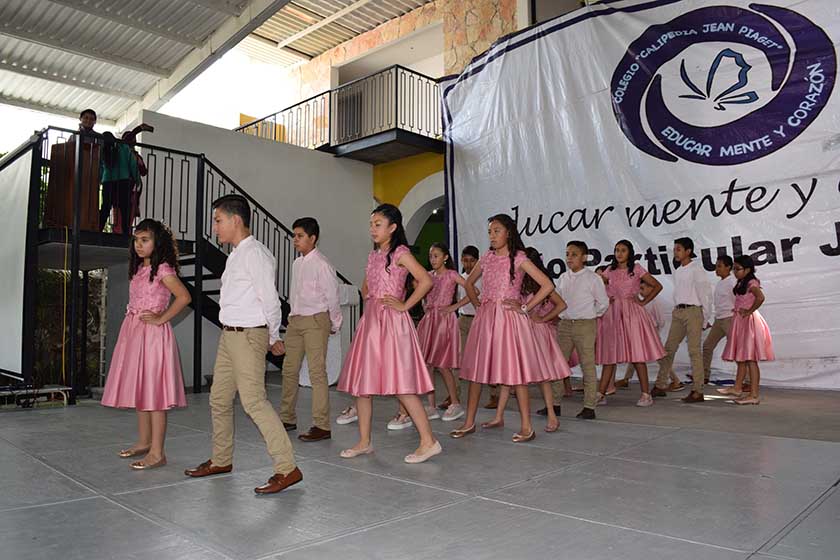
[{"x1": 104, "y1": 111, "x2": 374, "y2": 387}]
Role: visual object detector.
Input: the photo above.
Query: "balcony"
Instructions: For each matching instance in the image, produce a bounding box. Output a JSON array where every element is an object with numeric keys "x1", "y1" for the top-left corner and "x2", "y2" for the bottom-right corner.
[{"x1": 236, "y1": 65, "x2": 444, "y2": 165}]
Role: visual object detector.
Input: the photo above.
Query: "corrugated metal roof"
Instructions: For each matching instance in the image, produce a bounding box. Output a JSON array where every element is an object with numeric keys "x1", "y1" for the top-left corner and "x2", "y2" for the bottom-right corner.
[
  {"x1": 0, "y1": 0, "x2": 231, "y2": 122},
  {"x1": 246, "y1": 0, "x2": 434, "y2": 60},
  {"x1": 0, "y1": 0, "x2": 435, "y2": 123}
]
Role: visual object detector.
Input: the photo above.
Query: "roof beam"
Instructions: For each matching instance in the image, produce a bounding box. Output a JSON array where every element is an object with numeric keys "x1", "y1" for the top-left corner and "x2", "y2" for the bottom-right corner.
[
  {"x1": 0, "y1": 60, "x2": 143, "y2": 101},
  {"x1": 187, "y1": 0, "x2": 247, "y2": 17},
  {"x1": 0, "y1": 27, "x2": 170, "y2": 77},
  {"x1": 276, "y1": 0, "x2": 374, "y2": 49},
  {"x1": 44, "y1": 0, "x2": 203, "y2": 48},
  {"x1": 0, "y1": 94, "x2": 117, "y2": 126},
  {"x1": 117, "y1": 0, "x2": 293, "y2": 130},
  {"x1": 248, "y1": 32, "x2": 312, "y2": 60}
]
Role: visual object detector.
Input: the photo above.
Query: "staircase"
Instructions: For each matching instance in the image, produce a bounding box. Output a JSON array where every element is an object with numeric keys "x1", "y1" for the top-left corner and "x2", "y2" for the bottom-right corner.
[{"x1": 18, "y1": 126, "x2": 361, "y2": 394}]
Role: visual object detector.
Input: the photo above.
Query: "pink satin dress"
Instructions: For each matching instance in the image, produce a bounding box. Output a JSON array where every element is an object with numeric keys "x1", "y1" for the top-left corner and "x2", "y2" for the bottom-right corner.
[
  {"x1": 529, "y1": 296, "x2": 572, "y2": 381},
  {"x1": 722, "y1": 279, "x2": 775, "y2": 362},
  {"x1": 417, "y1": 268, "x2": 461, "y2": 369},
  {"x1": 101, "y1": 263, "x2": 187, "y2": 411},
  {"x1": 460, "y1": 250, "x2": 569, "y2": 385},
  {"x1": 338, "y1": 246, "x2": 434, "y2": 397}
]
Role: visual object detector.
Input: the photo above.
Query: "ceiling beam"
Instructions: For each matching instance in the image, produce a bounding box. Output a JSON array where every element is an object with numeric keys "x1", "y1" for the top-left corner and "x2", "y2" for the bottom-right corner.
[
  {"x1": 0, "y1": 27, "x2": 170, "y2": 77},
  {"x1": 248, "y1": 32, "x2": 312, "y2": 60},
  {"x1": 275, "y1": 0, "x2": 374, "y2": 49},
  {"x1": 0, "y1": 60, "x2": 143, "y2": 101},
  {"x1": 187, "y1": 0, "x2": 247, "y2": 17},
  {"x1": 44, "y1": 0, "x2": 204, "y2": 48},
  {"x1": 117, "y1": 0, "x2": 294, "y2": 130},
  {"x1": 0, "y1": 94, "x2": 117, "y2": 126}
]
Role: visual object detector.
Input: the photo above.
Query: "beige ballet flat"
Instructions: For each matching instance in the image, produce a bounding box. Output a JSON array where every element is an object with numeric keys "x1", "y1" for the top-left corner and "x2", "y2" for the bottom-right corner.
[
  {"x1": 449, "y1": 425, "x2": 475, "y2": 439},
  {"x1": 734, "y1": 396, "x2": 761, "y2": 405},
  {"x1": 130, "y1": 456, "x2": 166, "y2": 470},
  {"x1": 404, "y1": 441, "x2": 442, "y2": 464},
  {"x1": 118, "y1": 447, "x2": 150, "y2": 458},
  {"x1": 340, "y1": 446, "x2": 374, "y2": 459},
  {"x1": 512, "y1": 430, "x2": 536, "y2": 443}
]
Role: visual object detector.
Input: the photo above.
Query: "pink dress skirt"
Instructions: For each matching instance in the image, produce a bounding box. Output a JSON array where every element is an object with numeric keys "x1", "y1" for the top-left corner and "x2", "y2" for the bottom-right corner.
[
  {"x1": 101, "y1": 311, "x2": 187, "y2": 411},
  {"x1": 596, "y1": 298, "x2": 666, "y2": 364},
  {"x1": 460, "y1": 301, "x2": 571, "y2": 385},
  {"x1": 722, "y1": 311, "x2": 775, "y2": 362},
  {"x1": 417, "y1": 308, "x2": 460, "y2": 368},
  {"x1": 533, "y1": 320, "x2": 572, "y2": 381},
  {"x1": 338, "y1": 299, "x2": 434, "y2": 397}
]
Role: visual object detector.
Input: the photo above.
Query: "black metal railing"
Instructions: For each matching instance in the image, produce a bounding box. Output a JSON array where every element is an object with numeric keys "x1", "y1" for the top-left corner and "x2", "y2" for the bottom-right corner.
[
  {"x1": 25, "y1": 126, "x2": 362, "y2": 395},
  {"x1": 235, "y1": 65, "x2": 442, "y2": 150},
  {"x1": 237, "y1": 92, "x2": 331, "y2": 150}
]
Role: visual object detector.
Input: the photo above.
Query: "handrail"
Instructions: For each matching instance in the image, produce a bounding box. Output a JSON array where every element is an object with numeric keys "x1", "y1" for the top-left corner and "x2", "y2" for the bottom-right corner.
[
  {"x1": 0, "y1": 134, "x2": 39, "y2": 170},
  {"x1": 234, "y1": 91, "x2": 332, "y2": 132}
]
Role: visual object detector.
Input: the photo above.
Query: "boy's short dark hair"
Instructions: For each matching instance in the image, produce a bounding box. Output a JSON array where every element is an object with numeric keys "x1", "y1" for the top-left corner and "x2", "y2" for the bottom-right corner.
[
  {"x1": 674, "y1": 237, "x2": 695, "y2": 254},
  {"x1": 212, "y1": 194, "x2": 251, "y2": 228},
  {"x1": 461, "y1": 245, "x2": 479, "y2": 259},
  {"x1": 716, "y1": 255, "x2": 733, "y2": 268},
  {"x1": 567, "y1": 240, "x2": 588, "y2": 254},
  {"x1": 292, "y1": 217, "x2": 320, "y2": 242},
  {"x1": 79, "y1": 108, "x2": 97, "y2": 119}
]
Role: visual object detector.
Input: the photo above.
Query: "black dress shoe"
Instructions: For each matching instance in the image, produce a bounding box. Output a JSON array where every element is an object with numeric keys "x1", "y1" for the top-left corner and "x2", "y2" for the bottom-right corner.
[
  {"x1": 536, "y1": 404, "x2": 562, "y2": 416},
  {"x1": 651, "y1": 387, "x2": 668, "y2": 398},
  {"x1": 681, "y1": 391, "x2": 705, "y2": 403},
  {"x1": 575, "y1": 407, "x2": 596, "y2": 420},
  {"x1": 283, "y1": 422, "x2": 297, "y2": 431},
  {"x1": 298, "y1": 426, "x2": 331, "y2": 442}
]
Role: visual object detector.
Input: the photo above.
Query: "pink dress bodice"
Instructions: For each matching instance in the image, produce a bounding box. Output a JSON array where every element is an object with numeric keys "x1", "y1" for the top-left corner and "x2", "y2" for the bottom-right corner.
[
  {"x1": 734, "y1": 279, "x2": 759, "y2": 310},
  {"x1": 601, "y1": 264, "x2": 646, "y2": 299},
  {"x1": 425, "y1": 269, "x2": 459, "y2": 309},
  {"x1": 126, "y1": 264, "x2": 175, "y2": 314},
  {"x1": 479, "y1": 250, "x2": 527, "y2": 302},
  {"x1": 366, "y1": 245, "x2": 411, "y2": 299}
]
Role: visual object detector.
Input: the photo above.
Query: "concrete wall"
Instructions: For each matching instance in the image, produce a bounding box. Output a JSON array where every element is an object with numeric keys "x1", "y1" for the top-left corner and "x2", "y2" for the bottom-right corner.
[{"x1": 105, "y1": 111, "x2": 374, "y2": 388}]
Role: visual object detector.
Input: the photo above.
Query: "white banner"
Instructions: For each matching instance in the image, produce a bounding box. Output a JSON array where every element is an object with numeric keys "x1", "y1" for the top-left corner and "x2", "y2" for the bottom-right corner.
[{"x1": 443, "y1": 0, "x2": 840, "y2": 388}]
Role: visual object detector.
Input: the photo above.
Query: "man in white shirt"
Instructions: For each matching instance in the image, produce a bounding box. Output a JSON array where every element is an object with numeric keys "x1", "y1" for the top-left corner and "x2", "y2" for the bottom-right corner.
[
  {"x1": 653, "y1": 237, "x2": 713, "y2": 403},
  {"x1": 185, "y1": 194, "x2": 302, "y2": 495},
  {"x1": 555, "y1": 241, "x2": 609, "y2": 420},
  {"x1": 279, "y1": 217, "x2": 342, "y2": 443},
  {"x1": 702, "y1": 255, "x2": 736, "y2": 382}
]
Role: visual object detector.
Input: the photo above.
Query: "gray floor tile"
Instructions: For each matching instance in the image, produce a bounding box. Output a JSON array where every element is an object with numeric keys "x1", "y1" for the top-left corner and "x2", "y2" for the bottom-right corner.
[
  {"x1": 317, "y1": 432, "x2": 594, "y2": 494},
  {"x1": 766, "y1": 487, "x2": 840, "y2": 560},
  {"x1": 0, "y1": 440, "x2": 93, "y2": 511},
  {"x1": 271, "y1": 498, "x2": 750, "y2": 560},
  {"x1": 0, "y1": 497, "x2": 228, "y2": 560},
  {"x1": 117, "y1": 460, "x2": 463, "y2": 559},
  {"x1": 37, "y1": 433, "x2": 275, "y2": 494},
  {"x1": 486, "y1": 456, "x2": 827, "y2": 551},
  {"x1": 614, "y1": 429, "x2": 840, "y2": 485}
]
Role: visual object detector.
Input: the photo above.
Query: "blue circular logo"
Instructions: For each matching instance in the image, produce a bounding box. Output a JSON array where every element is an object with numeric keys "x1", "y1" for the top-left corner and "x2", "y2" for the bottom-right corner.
[{"x1": 611, "y1": 3, "x2": 836, "y2": 165}]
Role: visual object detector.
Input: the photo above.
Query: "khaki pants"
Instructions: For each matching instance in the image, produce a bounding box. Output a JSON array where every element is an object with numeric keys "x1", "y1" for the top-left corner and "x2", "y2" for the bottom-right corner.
[
  {"x1": 656, "y1": 306, "x2": 705, "y2": 393},
  {"x1": 279, "y1": 312, "x2": 331, "y2": 430},
  {"x1": 210, "y1": 329, "x2": 296, "y2": 475},
  {"x1": 703, "y1": 316, "x2": 732, "y2": 378},
  {"x1": 554, "y1": 319, "x2": 597, "y2": 409},
  {"x1": 454, "y1": 315, "x2": 475, "y2": 400}
]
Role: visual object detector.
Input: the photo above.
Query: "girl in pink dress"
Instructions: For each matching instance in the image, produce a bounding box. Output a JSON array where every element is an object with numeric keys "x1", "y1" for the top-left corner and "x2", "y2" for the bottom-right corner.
[
  {"x1": 101, "y1": 219, "x2": 190, "y2": 470},
  {"x1": 337, "y1": 204, "x2": 442, "y2": 464},
  {"x1": 450, "y1": 214, "x2": 570, "y2": 443},
  {"x1": 722, "y1": 255, "x2": 774, "y2": 405},
  {"x1": 416, "y1": 243, "x2": 467, "y2": 422},
  {"x1": 483, "y1": 247, "x2": 571, "y2": 433},
  {"x1": 596, "y1": 240, "x2": 665, "y2": 407}
]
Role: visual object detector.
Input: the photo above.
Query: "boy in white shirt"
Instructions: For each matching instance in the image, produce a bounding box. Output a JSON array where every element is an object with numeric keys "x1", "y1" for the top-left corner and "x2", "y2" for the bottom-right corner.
[{"x1": 702, "y1": 255, "x2": 736, "y2": 383}]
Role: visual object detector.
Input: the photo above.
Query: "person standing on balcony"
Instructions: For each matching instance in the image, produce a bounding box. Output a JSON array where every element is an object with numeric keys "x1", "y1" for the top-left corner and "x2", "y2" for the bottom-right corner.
[
  {"x1": 78, "y1": 108, "x2": 98, "y2": 137},
  {"x1": 278, "y1": 217, "x2": 343, "y2": 443},
  {"x1": 185, "y1": 194, "x2": 303, "y2": 495},
  {"x1": 99, "y1": 131, "x2": 138, "y2": 233}
]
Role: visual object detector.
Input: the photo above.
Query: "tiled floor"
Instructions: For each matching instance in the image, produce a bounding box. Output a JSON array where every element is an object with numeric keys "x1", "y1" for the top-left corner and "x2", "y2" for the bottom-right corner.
[{"x1": 1, "y1": 385, "x2": 838, "y2": 560}]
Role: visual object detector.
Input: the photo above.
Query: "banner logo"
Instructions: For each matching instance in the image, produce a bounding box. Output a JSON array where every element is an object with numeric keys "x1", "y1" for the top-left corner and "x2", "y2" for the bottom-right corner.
[{"x1": 611, "y1": 4, "x2": 836, "y2": 165}]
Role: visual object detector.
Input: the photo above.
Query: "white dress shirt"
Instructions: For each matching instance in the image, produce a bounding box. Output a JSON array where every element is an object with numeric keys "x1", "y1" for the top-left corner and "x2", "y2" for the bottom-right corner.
[
  {"x1": 671, "y1": 259, "x2": 713, "y2": 325},
  {"x1": 713, "y1": 274, "x2": 737, "y2": 320},
  {"x1": 459, "y1": 271, "x2": 479, "y2": 316},
  {"x1": 289, "y1": 248, "x2": 343, "y2": 331},
  {"x1": 558, "y1": 267, "x2": 609, "y2": 320},
  {"x1": 219, "y1": 236, "x2": 284, "y2": 345}
]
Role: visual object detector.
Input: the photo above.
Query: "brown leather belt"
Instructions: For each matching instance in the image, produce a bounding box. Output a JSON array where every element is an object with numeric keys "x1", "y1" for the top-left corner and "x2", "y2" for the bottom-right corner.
[
  {"x1": 222, "y1": 325, "x2": 267, "y2": 331},
  {"x1": 674, "y1": 304, "x2": 699, "y2": 309}
]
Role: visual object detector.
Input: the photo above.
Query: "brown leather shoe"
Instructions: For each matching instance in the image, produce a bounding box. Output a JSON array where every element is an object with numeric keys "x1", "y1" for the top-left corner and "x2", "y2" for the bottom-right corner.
[
  {"x1": 650, "y1": 387, "x2": 668, "y2": 398},
  {"x1": 184, "y1": 459, "x2": 232, "y2": 478},
  {"x1": 298, "y1": 426, "x2": 331, "y2": 442},
  {"x1": 483, "y1": 397, "x2": 499, "y2": 409},
  {"x1": 254, "y1": 467, "x2": 303, "y2": 494},
  {"x1": 681, "y1": 391, "x2": 705, "y2": 403}
]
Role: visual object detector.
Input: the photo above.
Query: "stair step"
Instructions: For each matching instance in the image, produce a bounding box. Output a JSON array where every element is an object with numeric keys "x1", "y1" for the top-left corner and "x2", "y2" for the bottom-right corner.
[
  {"x1": 182, "y1": 274, "x2": 220, "y2": 282},
  {"x1": 179, "y1": 257, "x2": 196, "y2": 266}
]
